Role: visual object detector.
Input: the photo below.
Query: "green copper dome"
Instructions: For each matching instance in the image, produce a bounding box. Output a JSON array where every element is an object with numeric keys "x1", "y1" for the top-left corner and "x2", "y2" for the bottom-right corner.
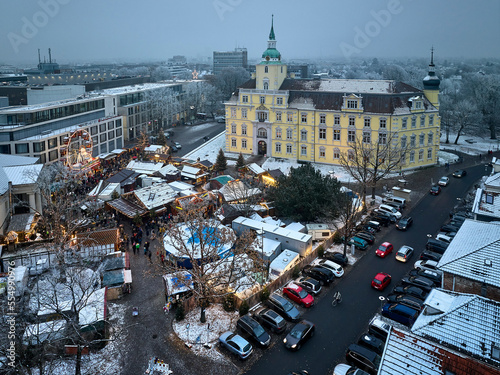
[{"x1": 261, "y1": 48, "x2": 281, "y2": 59}]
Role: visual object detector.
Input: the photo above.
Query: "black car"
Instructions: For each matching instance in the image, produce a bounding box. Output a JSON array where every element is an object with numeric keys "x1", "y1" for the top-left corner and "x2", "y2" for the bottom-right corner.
[
  {"x1": 386, "y1": 293, "x2": 425, "y2": 310},
  {"x1": 392, "y1": 285, "x2": 429, "y2": 300},
  {"x1": 425, "y1": 238, "x2": 449, "y2": 254},
  {"x1": 253, "y1": 308, "x2": 287, "y2": 334},
  {"x1": 396, "y1": 216, "x2": 413, "y2": 231},
  {"x1": 355, "y1": 231, "x2": 375, "y2": 245},
  {"x1": 452, "y1": 169, "x2": 467, "y2": 178},
  {"x1": 369, "y1": 212, "x2": 391, "y2": 226},
  {"x1": 297, "y1": 277, "x2": 322, "y2": 295},
  {"x1": 170, "y1": 145, "x2": 178, "y2": 153},
  {"x1": 420, "y1": 250, "x2": 443, "y2": 262},
  {"x1": 357, "y1": 224, "x2": 376, "y2": 234},
  {"x1": 323, "y1": 251, "x2": 348, "y2": 267},
  {"x1": 266, "y1": 294, "x2": 301, "y2": 322},
  {"x1": 283, "y1": 320, "x2": 315, "y2": 351},
  {"x1": 401, "y1": 276, "x2": 435, "y2": 292},
  {"x1": 357, "y1": 333, "x2": 385, "y2": 355},
  {"x1": 440, "y1": 223, "x2": 461, "y2": 233},
  {"x1": 345, "y1": 344, "x2": 381, "y2": 375},
  {"x1": 407, "y1": 269, "x2": 442, "y2": 286},
  {"x1": 237, "y1": 315, "x2": 271, "y2": 347},
  {"x1": 302, "y1": 265, "x2": 335, "y2": 285}
]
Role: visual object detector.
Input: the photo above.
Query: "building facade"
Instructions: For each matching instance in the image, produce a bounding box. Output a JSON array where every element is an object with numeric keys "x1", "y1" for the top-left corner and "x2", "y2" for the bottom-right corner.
[
  {"x1": 225, "y1": 20, "x2": 441, "y2": 171},
  {"x1": 213, "y1": 48, "x2": 248, "y2": 75}
]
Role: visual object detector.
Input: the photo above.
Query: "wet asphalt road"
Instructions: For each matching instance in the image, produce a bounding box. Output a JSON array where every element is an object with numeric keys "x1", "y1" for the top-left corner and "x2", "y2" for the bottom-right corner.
[{"x1": 242, "y1": 163, "x2": 488, "y2": 375}]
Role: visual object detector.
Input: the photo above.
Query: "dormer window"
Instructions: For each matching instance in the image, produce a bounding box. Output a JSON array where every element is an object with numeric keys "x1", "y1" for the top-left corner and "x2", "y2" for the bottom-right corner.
[
  {"x1": 342, "y1": 94, "x2": 363, "y2": 111},
  {"x1": 416, "y1": 101, "x2": 422, "y2": 109},
  {"x1": 347, "y1": 100, "x2": 358, "y2": 109},
  {"x1": 492, "y1": 344, "x2": 500, "y2": 361}
]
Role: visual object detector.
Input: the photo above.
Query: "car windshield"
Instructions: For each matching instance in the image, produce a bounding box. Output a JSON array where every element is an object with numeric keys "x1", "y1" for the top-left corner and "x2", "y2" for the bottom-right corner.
[
  {"x1": 378, "y1": 245, "x2": 387, "y2": 251},
  {"x1": 283, "y1": 300, "x2": 293, "y2": 312},
  {"x1": 298, "y1": 289, "x2": 308, "y2": 298},
  {"x1": 242, "y1": 343, "x2": 251, "y2": 352},
  {"x1": 253, "y1": 325, "x2": 265, "y2": 337},
  {"x1": 290, "y1": 325, "x2": 306, "y2": 339},
  {"x1": 373, "y1": 279, "x2": 382, "y2": 284}
]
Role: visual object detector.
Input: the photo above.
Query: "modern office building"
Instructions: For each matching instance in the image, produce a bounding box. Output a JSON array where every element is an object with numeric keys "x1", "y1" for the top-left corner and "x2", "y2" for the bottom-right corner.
[
  {"x1": 225, "y1": 19, "x2": 441, "y2": 171},
  {"x1": 213, "y1": 48, "x2": 248, "y2": 75}
]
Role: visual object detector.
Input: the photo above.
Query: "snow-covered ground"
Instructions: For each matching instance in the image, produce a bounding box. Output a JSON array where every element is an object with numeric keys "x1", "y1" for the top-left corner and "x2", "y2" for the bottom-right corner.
[
  {"x1": 32, "y1": 303, "x2": 126, "y2": 375},
  {"x1": 172, "y1": 304, "x2": 238, "y2": 363}
]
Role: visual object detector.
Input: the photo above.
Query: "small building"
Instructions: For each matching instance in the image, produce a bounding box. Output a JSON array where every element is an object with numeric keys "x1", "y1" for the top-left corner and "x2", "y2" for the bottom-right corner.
[
  {"x1": 102, "y1": 269, "x2": 132, "y2": 300},
  {"x1": 268, "y1": 250, "x2": 299, "y2": 279},
  {"x1": 306, "y1": 223, "x2": 333, "y2": 241},
  {"x1": 126, "y1": 160, "x2": 165, "y2": 175},
  {"x1": 156, "y1": 164, "x2": 181, "y2": 182},
  {"x1": 252, "y1": 236, "x2": 281, "y2": 263},
  {"x1": 163, "y1": 270, "x2": 194, "y2": 302},
  {"x1": 472, "y1": 172, "x2": 500, "y2": 222},
  {"x1": 144, "y1": 145, "x2": 168, "y2": 154},
  {"x1": 105, "y1": 169, "x2": 140, "y2": 194},
  {"x1": 180, "y1": 165, "x2": 209, "y2": 185}
]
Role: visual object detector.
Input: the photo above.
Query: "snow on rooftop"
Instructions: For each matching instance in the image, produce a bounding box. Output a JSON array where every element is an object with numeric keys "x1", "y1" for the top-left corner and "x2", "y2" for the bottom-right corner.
[
  {"x1": 3, "y1": 164, "x2": 43, "y2": 186},
  {"x1": 316, "y1": 79, "x2": 402, "y2": 94},
  {"x1": 437, "y1": 220, "x2": 500, "y2": 288},
  {"x1": 133, "y1": 183, "x2": 177, "y2": 210},
  {"x1": 126, "y1": 160, "x2": 164, "y2": 175},
  {"x1": 412, "y1": 289, "x2": 500, "y2": 364}
]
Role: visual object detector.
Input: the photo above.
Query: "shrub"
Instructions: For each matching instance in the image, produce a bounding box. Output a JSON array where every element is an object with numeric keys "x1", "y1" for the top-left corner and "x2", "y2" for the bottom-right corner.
[
  {"x1": 292, "y1": 265, "x2": 300, "y2": 279},
  {"x1": 333, "y1": 231, "x2": 342, "y2": 244},
  {"x1": 239, "y1": 300, "x2": 249, "y2": 316},
  {"x1": 175, "y1": 304, "x2": 185, "y2": 321},
  {"x1": 317, "y1": 245, "x2": 325, "y2": 258},
  {"x1": 260, "y1": 286, "x2": 270, "y2": 302},
  {"x1": 223, "y1": 294, "x2": 235, "y2": 312}
]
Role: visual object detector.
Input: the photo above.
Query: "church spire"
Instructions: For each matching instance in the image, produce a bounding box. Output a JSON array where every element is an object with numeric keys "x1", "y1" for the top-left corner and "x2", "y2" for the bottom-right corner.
[{"x1": 269, "y1": 14, "x2": 275, "y2": 41}]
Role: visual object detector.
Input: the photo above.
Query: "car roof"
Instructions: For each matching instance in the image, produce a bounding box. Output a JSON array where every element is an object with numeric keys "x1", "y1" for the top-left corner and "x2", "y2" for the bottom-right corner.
[
  {"x1": 347, "y1": 343, "x2": 379, "y2": 360},
  {"x1": 230, "y1": 334, "x2": 249, "y2": 348},
  {"x1": 375, "y1": 273, "x2": 388, "y2": 280},
  {"x1": 381, "y1": 242, "x2": 391, "y2": 247},
  {"x1": 286, "y1": 282, "x2": 302, "y2": 292},
  {"x1": 398, "y1": 245, "x2": 413, "y2": 253}
]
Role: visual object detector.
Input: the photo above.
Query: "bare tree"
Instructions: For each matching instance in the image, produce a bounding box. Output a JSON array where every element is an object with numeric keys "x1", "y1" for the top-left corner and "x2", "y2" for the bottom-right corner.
[
  {"x1": 451, "y1": 100, "x2": 482, "y2": 144},
  {"x1": 334, "y1": 189, "x2": 363, "y2": 257},
  {"x1": 162, "y1": 202, "x2": 261, "y2": 322},
  {"x1": 218, "y1": 178, "x2": 263, "y2": 218}
]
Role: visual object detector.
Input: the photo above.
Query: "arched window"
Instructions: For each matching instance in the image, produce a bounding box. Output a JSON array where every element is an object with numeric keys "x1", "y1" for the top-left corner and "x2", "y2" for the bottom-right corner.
[
  {"x1": 263, "y1": 81, "x2": 269, "y2": 90},
  {"x1": 265, "y1": 66, "x2": 269, "y2": 73},
  {"x1": 258, "y1": 128, "x2": 267, "y2": 138}
]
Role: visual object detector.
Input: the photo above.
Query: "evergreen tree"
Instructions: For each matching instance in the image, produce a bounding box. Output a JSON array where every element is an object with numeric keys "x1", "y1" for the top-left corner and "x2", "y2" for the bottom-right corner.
[
  {"x1": 157, "y1": 129, "x2": 167, "y2": 146},
  {"x1": 267, "y1": 163, "x2": 342, "y2": 222},
  {"x1": 236, "y1": 152, "x2": 245, "y2": 171},
  {"x1": 214, "y1": 148, "x2": 227, "y2": 172}
]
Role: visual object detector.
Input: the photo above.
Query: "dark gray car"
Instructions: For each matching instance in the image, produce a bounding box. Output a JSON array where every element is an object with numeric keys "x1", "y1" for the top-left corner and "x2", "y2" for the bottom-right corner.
[{"x1": 266, "y1": 294, "x2": 301, "y2": 322}]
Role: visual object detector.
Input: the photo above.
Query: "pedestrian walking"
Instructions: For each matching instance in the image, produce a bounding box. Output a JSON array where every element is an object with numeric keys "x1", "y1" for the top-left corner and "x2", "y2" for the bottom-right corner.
[{"x1": 135, "y1": 242, "x2": 140, "y2": 254}]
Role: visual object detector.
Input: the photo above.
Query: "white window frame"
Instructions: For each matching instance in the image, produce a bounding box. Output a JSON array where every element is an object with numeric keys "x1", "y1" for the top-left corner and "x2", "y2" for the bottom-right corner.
[{"x1": 301, "y1": 145, "x2": 307, "y2": 156}]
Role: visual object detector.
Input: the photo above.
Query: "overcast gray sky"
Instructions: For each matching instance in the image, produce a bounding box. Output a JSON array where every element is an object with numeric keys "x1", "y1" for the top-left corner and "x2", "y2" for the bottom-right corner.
[{"x1": 1, "y1": 0, "x2": 499, "y2": 65}]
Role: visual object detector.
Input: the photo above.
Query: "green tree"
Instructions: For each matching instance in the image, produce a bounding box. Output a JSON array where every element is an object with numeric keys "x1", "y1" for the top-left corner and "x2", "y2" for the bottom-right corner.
[
  {"x1": 267, "y1": 164, "x2": 342, "y2": 221},
  {"x1": 214, "y1": 148, "x2": 227, "y2": 172},
  {"x1": 236, "y1": 152, "x2": 245, "y2": 171}
]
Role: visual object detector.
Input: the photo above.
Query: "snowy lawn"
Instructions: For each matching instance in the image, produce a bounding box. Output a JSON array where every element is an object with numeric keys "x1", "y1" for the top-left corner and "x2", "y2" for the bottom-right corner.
[
  {"x1": 32, "y1": 303, "x2": 126, "y2": 375},
  {"x1": 172, "y1": 304, "x2": 239, "y2": 362}
]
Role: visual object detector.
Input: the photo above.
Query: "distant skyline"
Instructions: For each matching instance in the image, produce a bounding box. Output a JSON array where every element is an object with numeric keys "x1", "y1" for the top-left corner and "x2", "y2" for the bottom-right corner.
[{"x1": 1, "y1": 0, "x2": 499, "y2": 66}]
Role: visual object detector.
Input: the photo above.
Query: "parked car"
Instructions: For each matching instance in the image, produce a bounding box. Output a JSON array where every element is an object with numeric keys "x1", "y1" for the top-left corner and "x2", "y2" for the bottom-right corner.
[
  {"x1": 253, "y1": 308, "x2": 287, "y2": 334},
  {"x1": 347, "y1": 236, "x2": 369, "y2": 251},
  {"x1": 357, "y1": 333, "x2": 385, "y2": 355},
  {"x1": 392, "y1": 285, "x2": 429, "y2": 300},
  {"x1": 302, "y1": 265, "x2": 335, "y2": 285},
  {"x1": 419, "y1": 250, "x2": 443, "y2": 262},
  {"x1": 219, "y1": 331, "x2": 253, "y2": 360},
  {"x1": 381, "y1": 303, "x2": 420, "y2": 326},
  {"x1": 170, "y1": 145, "x2": 178, "y2": 153},
  {"x1": 297, "y1": 277, "x2": 322, "y2": 295},
  {"x1": 414, "y1": 259, "x2": 442, "y2": 274},
  {"x1": 440, "y1": 223, "x2": 461, "y2": 233},
  {"x1": 357, "y1": 224, "x2": 376, "y2": 234},
  {"x1": 438, "y1": 176, "x2": 449, "y2": 186},
  {"x1": 386, "y1": 293, "x2": 425, "y2": 310},
  {"x1": 429, "y1": 185, "x2": 441, "y2": 195},
  {"x1": 369, "y1": 212, "x2": 392, "y2": 226},
  {"x1": 266, "y1": 294, "x2": 301, "y2": 322},
  {"x1": 312, "y1": 259, "x2": 344, "y2": 277},
  {"x1": 283, "y1": 320, "x2": 315, "y2": 351},
  {"x1": 365, "y1": 220, "x2": 381, "y2": 231},
  {"x1": 368, "y1": 315, "x2": 392, "y2": 342},
  {"x1": 452, "y1": 169, "x2": 467, "y2": 178},
  {"x1": 355, "y1": 231, "x2": 375, "y2": 245},
  {"x1": 396, "y1": 216, "x2": 413, "y2": 231},
  {"x1": 334, "y1": 364, "x2": 370, "y2": 375},
  {"x1": 283, "y1": 282, "x2": 314, "y2": 308},
  {"x1": 401, "y1": 276, "x2": 435, "y2": 292},
  {"x1": 375, "y1": 242, "x2": 393, "y2": 258},
  {"x1": 384, "y1": 201, "x2": 404, "y2": 212},
  {"x1": 236, "y1": 315, "x2": 271, "y2": 347},
  {"x1": 407, "y1": 269, "x2": 442, "y2": 286},
  {"x1": 323, "y1": 251, "x2": 348, "y2": 267},
  {"x1": 345, "y1": 344, "x2": 381, "y2": 375},
  {"x1": 382, "y1": 196, "x2": 406, "y2": 208},
  {"x1": 435, "y1": 233, "x2": 452, "y2": 244},
  {"x1": 395, "y1": 245, "x2": 414, "y2": 263},
  {"x1": 371, "y1": 272, "x2": 391, "y2": 291},
  {"x1": 378, "y1": 204, "x2": 402, "y2": 219},
  {"x1": 425, "y1": 238, "x2": 449, "y2": 254}
]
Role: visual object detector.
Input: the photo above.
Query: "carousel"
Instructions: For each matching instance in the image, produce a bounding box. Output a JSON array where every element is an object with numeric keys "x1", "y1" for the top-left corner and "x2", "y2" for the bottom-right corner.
[{"x1": 60, "y1": 128, "x2": 100, "y2": 173}]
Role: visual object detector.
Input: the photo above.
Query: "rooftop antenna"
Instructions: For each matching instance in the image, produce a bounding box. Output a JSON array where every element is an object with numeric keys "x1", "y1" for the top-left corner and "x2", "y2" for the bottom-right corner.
[
  {"x1": 48, "y1": 48, "x2": 52, "y2": 63},
  {"x1": 38, "y1": 49, "x2": 41, "y2": 64}
]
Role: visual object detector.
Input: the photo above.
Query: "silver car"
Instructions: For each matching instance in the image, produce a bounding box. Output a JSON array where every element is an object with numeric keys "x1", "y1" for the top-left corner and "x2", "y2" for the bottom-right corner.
[{"x1": 219, "y1": 331, "x2": 253, "y2": 359}]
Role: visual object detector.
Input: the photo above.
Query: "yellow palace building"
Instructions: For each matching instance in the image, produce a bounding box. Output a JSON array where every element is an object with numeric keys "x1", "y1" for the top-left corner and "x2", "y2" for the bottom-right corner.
[{"x1": 225, "y1": 18, "x2": 441, "y2": 171}]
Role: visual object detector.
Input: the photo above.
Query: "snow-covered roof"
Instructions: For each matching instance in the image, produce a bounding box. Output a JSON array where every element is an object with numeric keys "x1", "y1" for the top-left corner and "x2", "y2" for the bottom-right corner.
[
  {"x1": 472, "y1": 187, "x2": 500, "y2": 220},
  {"x1": 219, "y1": 180, "x2": 261, "y2": 202},
  {"x1": 233, "y1": 216, "x2": 312, "y2": 243},
  {"x1": 23, "y1": 320, "x2": 67, "y2": 346},
  {"x1": 0, "y1": 154, "x2": 39, "y2": 167},
  {"x1": 133, "y1": 183, "x2": 177, "y2": 210},
  {"x1": 485, "y1": 173, "x2": 500, "y2": 190},
  {"x1": 437, "y1": 220, "x2": 500, "y2": 288},
  {"x1": 99, "y1": 182, "x2": 120, "y2": 200},
  {"x1": 168, "y1": 180, "x2": 195, "y2": 193},
  {"x1": 144, "y1": 145, "x2": 165, "y2": 153},
  {"x1": 379, "y1": 327, "x2": 500, "y2": 375},
  {"x1": 412, "y1": 289, "x2": 500, "y2": 365},
  {"x1": 254, "y1": 236, "x2": 282, "y2": 257},
  {"x1": 157, "y1": 164, "x2": 179, "y2": 177},
  {"x1": 269, "y1": 250, "x2": 300, "y2": 273},
  {"x1": 126, "y1": 160, "x2": 164, "y2": 175},
  {"x1": 163, "y1": 271, "x2": 194, "y2": 296},
  {"x1": 79, "y1": 287, "x2": 106, "y2": 327},
  {"x1": 284, "y1": 222, "x2": 306, "y2": 233},
  {"x1": 3, "y1": 164, "x2": 43, "y2": 185},
  {"x1": 247, "y1": 163, "x2": 265, "y2": 175},
  {"x1": 0, "y1": 167, "x2": 9, "y2": 195}
]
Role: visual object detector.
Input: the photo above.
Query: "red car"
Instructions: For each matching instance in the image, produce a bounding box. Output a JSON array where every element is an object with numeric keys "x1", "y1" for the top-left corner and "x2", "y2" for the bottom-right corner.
[
  {"x1": 375, "y1": 242, "x2": 394, "y2": 258},
  {"x1": 430, "y1": 185, "x2": 441, "y2": 195},
  {"x1": 283, "y1": 283, "x2": 314, "y2": 308},
  {"x1": 371, "y1": 272, "x2": 392, "y2": 291}
]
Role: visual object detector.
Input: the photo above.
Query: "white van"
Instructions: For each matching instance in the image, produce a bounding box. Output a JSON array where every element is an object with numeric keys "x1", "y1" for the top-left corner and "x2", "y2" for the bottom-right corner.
[
  {"x1": 383, "y1": 196, "x2": 406, "y2": 208},
  {"x1": 306, "y1": 224, "x2": 333, "y2": 241},
  {"x1": 378, "y1": 204, "x2": 402, "y2": 219}
]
